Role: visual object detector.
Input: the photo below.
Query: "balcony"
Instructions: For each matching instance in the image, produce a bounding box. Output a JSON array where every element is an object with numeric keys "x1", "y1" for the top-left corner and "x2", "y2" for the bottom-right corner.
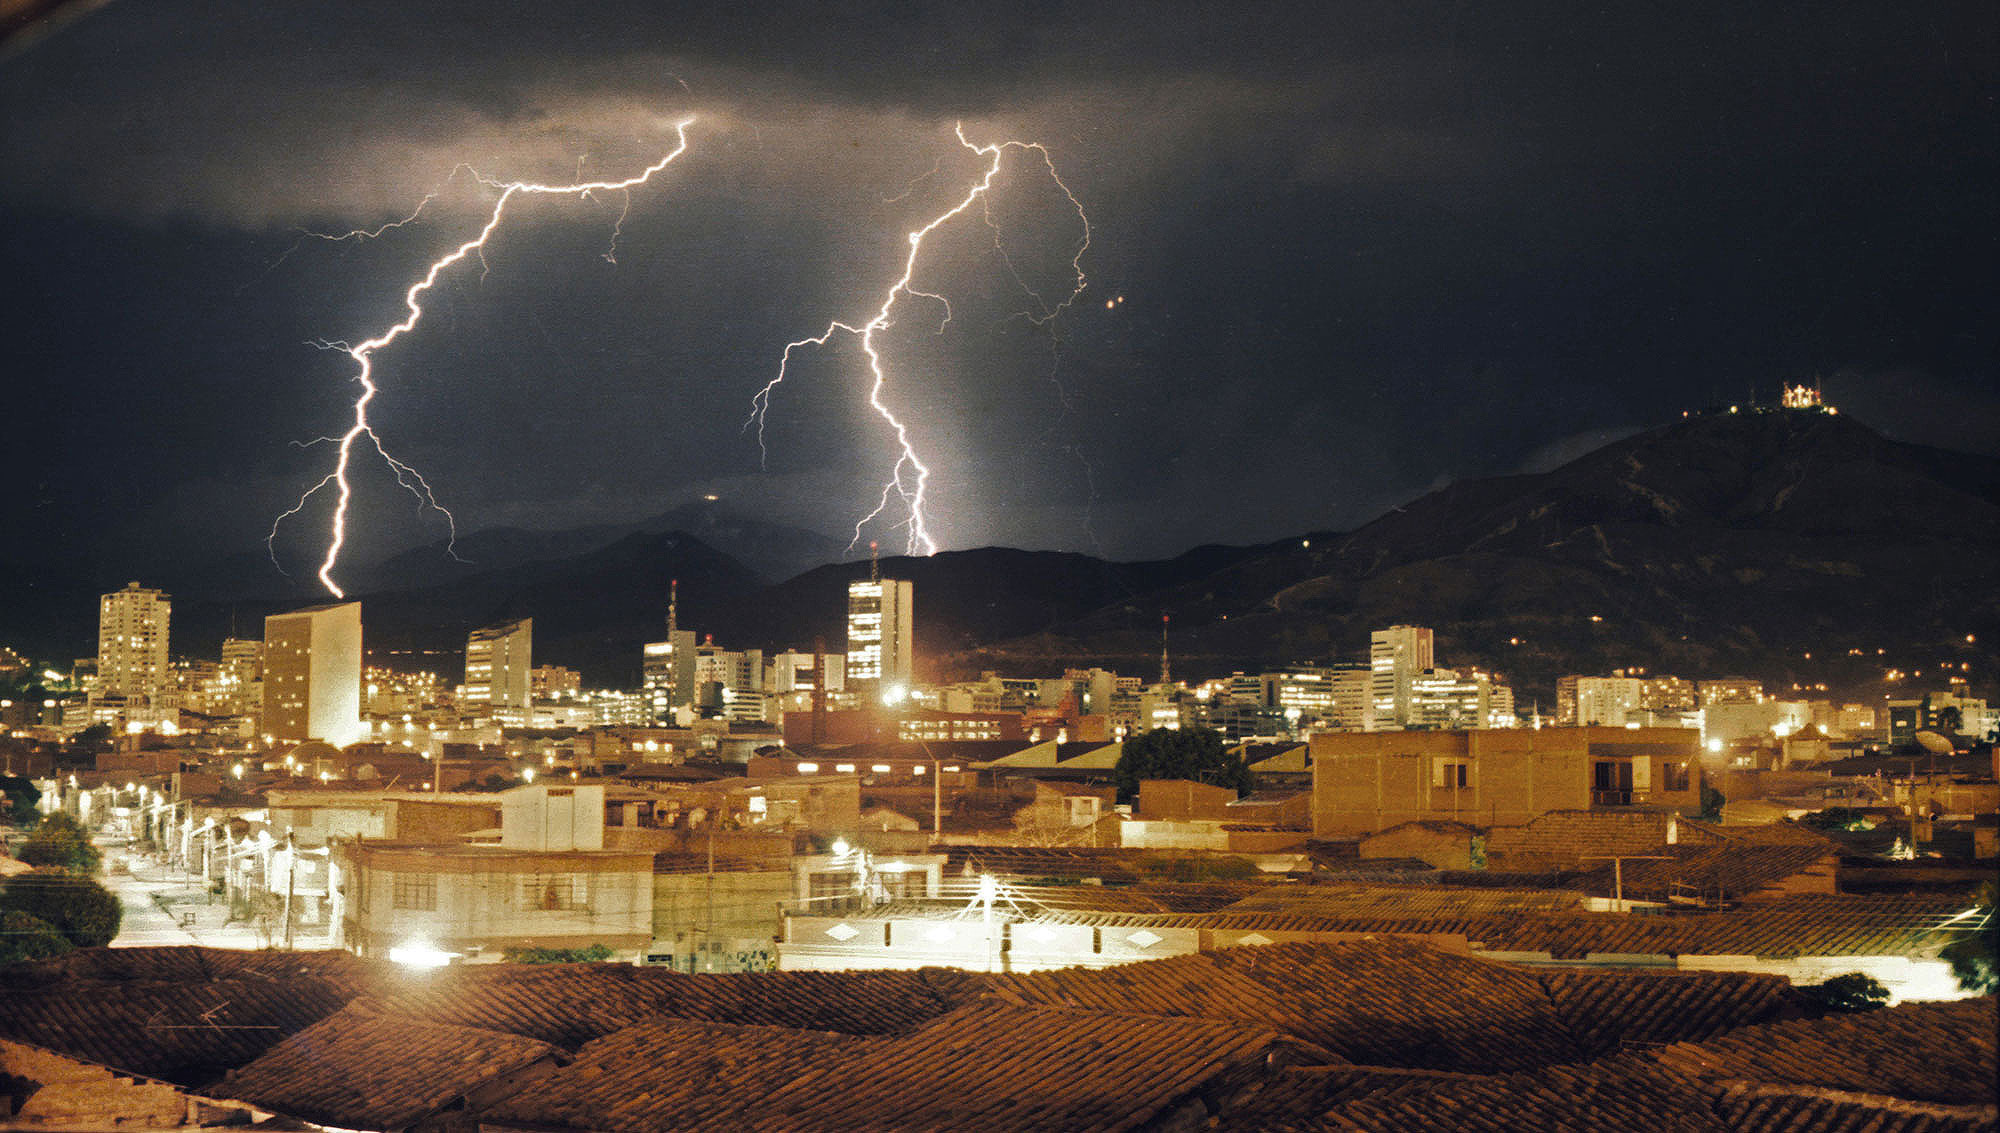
[{"x1": 1590, "y1": 789, "x2": 1635, "y2": 807}]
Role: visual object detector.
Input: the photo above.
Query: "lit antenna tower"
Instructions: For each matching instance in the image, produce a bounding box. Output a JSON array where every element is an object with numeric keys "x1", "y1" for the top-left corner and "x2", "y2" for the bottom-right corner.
[{"x1": 1160, "y1": 614, "x2": 1171, "y2": 686}]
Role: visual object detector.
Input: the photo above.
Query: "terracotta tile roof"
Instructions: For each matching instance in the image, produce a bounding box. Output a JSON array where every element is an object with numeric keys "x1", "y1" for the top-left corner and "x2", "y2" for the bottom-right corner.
[
  {"x1": 210, "y1": 1001, "x2": 565, "y2": 1131},
  {"x1": 1303, "y1": 1055, "x2": 1734, "y2": 1133},
  {"x1": 942, "y1": 844, "x2": 1148, "y2": 882},
  {"x1": 1652, "y1": 997, "x2": 1998, "y2": 1107},
  {"x1": 1211, "y1": 1066, "x2": 1491, "y2": 1133},
  {"x1": 479, "y1": 1002, "x2": 1310, "y2": 1133},
  {"x1": 1200, "y1": 940, "x2": 1577, "y2": 1073},
  {"x1": 1678, "y1": 818, "x2": 1839, "y2": 848},
  {"x1": 0, "y1": 976, "x2": 351, "y2": 1085},
  {"x1": 1219, "y1": 882, "x2": 1594, "y2": 918},
  {"x1": 1572, "y1": 843, "x2": 1839, "y2": 904},
  {"x1": 368, "y1": 963, "x2": 986, "y2": 1048},
  {"x1": 1029, "y1": 890, "x2": 1984, "y2": 961},
  {"x1": 1484, "y1": 810, "x2": 1679, "y2": 868},
  {"x1": 1538, "y1": 969, "x2": 1801, "y2": 1057},
  {"x1": 0, "y1": 945, "x2": 378, "y2": 995},
  {"x1": 984, "y1": 952, "x2": 1313, "y2": 1037},
  {"x1": 1706, "y1": 1079, "x2": 2000, "y2": 1133}
]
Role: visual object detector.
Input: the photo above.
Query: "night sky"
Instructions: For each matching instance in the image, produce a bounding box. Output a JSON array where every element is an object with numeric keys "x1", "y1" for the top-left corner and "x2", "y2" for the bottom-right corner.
[{"x1": 3, "y1": 0, "x2": 1994, "y2": 596}]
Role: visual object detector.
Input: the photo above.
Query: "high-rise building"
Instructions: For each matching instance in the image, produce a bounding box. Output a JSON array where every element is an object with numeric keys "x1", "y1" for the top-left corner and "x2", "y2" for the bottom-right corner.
[
  {"x1": 1409, "y1": 668, "x2": 1515, "y2": 730},
  {"x1": 263, "y1": 602, "x2": 363, "y2": 746},
  {"x1": 1700, "y1": 678, "x2": 1766, "y2": 706},
  {"x1": 642, "y1": 580, "x2": 696, "y2": 725},
  {"x1": 694, "y1": 644, "x2": 765, "y2": 723},
  {"x1": 531, "y1": 665, "x2": 582, "y2": 699},
  {"x1": 642, "y1": 631, "x2": 697, "y2": 723},
  {"x1": 96, "y1": 582, "x2": 170, "y2": 721},
  {"x1": 1328, "y1": 664, "x2": 1372, "y2": 732},
  {"x1": 220, "y1": 638, "x2": 265, "y2": 717},
  {"x1": 1367, "y1": 625, "x2": 1434, "y2": 731},
  {"x1": 1575, "y1": 676, "x2": 1646, "y2": 727},
  {"x1": 846, "y1": 577, "x2": 914, "y2": 694},
  {"x1": 465, "y1": 618, "x2": 532, "y2": 712},
  {"x1": 769, "y1": 651, "x2": 845, "y2": 695}
]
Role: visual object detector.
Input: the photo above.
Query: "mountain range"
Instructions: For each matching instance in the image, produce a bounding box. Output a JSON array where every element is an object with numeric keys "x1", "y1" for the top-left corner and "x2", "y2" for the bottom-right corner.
[{"x1": 8, "y1": 409, "x2": 1995, "y2": 705}]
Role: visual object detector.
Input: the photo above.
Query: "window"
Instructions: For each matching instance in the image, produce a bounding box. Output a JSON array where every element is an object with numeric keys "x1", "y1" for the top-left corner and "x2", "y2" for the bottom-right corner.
[
  {"x1": 1662, "y1": 762, "x2": 1691, "y2": 792},
  {"x1": 1432, "y1": 759, "x2": 1469, "y2": 789},
  {"x1": 392, "y1": 873, "x2": 436, "y2": 911},
  {"x1": 521, "y1": 873, "x2": 586, "y2": 911}
]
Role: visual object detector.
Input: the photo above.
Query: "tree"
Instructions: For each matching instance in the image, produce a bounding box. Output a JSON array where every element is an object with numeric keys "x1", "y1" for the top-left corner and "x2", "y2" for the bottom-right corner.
[
  {"x1": 15, "y1": 812, "x2": 102, "y2": 875},
  {"x1": 0, "y1": 775, "x2": 39, "y2": 826},
  {"x1": 1112, "y1": 728, "x2": 1252, "y2": 803},
  {"x1": 63, "y1": 723, "x2": 113, "y2": 766},
  {"x1": 0, "y1": 871, "x2": 122, "y2": 947},
  {"x1": 1940, "y1": 879, "x2": 1998, "y2": 995},
  {"x1": 0, "y1": 909, "x2": 73, "y2": 964},
  {"x1": 1698, "y1": 784, "x2": 1726, "y2": 822},
  {"x1": 1798, "y1": 972, "x2": 1889, "y2": 1014}
]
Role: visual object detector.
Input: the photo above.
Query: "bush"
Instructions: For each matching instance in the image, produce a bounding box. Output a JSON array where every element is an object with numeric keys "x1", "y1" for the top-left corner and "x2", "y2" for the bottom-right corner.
[
  {"x1": 1940, "y1": 879, "x2": 1997, "y2": 995},
  {"x1": 502, "y1": 943, "x2": 614, "y2": 964},
  {"x1": 1133, "y1": 854, "x2": 1261, "y2": 883},
  {"x1": 1799, "y1": 972, "x2": 1890, "y2": 1014},
  {"x1": 16, "y1": 812, "x2": 102, "y2": 875},
  {"x1": 0, "y1": 909, "x2": 73, "y2": 964},
  {"x1": 1698, "y1": 784, "x2": 1725, "y2": 822},
  {"x1": 0, "y1": 870, "x2": 122, "y2": 947}
]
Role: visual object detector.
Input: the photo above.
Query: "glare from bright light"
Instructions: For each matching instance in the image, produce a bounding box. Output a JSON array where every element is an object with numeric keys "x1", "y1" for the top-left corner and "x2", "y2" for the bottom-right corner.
[{"x1": 388, "y1": 941, "x2": 456, "y2": 969}]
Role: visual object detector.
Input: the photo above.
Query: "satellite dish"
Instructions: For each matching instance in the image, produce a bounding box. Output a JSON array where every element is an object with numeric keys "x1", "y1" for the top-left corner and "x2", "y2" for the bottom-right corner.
[{"x1": 1914, "y1": 731, "x2": 1955, "y2": 755}]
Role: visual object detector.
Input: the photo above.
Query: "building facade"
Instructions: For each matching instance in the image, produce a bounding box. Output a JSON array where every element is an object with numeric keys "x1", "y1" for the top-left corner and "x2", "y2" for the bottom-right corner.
[
  {"x1": 1367, "y1": 625, "x2": 1434, "y2": 731},
  {"x1": 1311, "y1": 726, "x2": 1703, "y2": 836},
  {"x1": 465, "y1": 618, "x2": 532, "y2": 714},
  {"x1": 846, "y1": 578, "x2": 914, "y2": 693},
  {"x1": 263, "y1": 602, "x2": 363, "y2": 746},
  {"x1": 94, "y1": 582, "x2": 171, "y2": 728}
]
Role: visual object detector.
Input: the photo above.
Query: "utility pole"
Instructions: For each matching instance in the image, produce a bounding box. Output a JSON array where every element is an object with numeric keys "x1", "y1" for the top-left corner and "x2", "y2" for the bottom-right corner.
[
  {"x1": 704, "y1": 808, "x2": 716, "y2": 971},
  {"x1": 979, "y1": 874, "x2": 998, "y2": 973},
  {"x1": 1580, "y1": 854, "x2": 1670, "y2": 913},
  {"x1": 283, "y1": 832, "x2": 298, "y2": 950}
]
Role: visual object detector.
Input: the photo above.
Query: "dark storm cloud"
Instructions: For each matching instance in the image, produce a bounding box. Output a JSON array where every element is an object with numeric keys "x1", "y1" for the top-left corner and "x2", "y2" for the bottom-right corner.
[{"x1": 1, "y1": 0, "x2": 1993, "y2": 593}]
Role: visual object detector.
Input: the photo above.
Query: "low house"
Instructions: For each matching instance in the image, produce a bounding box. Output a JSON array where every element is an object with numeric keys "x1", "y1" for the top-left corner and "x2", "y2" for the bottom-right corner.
[
  {"x1": 330, "y1": 784, "x2": 656, "y2": 962},
  {"x1": 1313, "y1": 726, "x2": 1702, "y2": 836}
]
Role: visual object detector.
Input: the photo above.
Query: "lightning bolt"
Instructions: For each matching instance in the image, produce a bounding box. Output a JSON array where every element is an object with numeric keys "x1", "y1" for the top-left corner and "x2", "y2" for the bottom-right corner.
[
  {"x1": 748, "y1": 124, "x2": 1090, "y2": 556},
  {"x1": 269, "y1": 118, "x2": 696, "y2": 597}
]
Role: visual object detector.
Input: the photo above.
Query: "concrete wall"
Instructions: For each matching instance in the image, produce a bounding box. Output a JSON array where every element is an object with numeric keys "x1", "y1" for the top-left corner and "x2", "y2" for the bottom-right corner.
[
  {"x1": 501, "y1": 784, "x2": 606, "y2": 851},
  {"x1": 1139, "y1": 779, "x2": 1239, "y2": 821},
  {"x1": 651, "y1": 868, "x2": 794, "y2": 972}
]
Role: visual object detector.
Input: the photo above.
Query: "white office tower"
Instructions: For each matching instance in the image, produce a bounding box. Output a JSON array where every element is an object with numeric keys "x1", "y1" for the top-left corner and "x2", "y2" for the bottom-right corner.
[
  {"x1": 95, "y1": 582, "x2": 171, "y2": 727},
  {"x1": 1575, "y1": 675, "x2": 1646, "y2": 727},
  {"x1": 643, "y1": 631, "x2": 697, "y2": 722},
  {"x1": 846, "y1": 577, "x2": 914, "y2": 694},
  {"x1": 263, "y1": 602, "x2": 363, "y2": 746},
  {"x1": 1367, "y1": 625, "x2": 1435, "y2": 731},
  {"x1": 465, "y1": 618, "x2": 533, "y2": 712}
]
